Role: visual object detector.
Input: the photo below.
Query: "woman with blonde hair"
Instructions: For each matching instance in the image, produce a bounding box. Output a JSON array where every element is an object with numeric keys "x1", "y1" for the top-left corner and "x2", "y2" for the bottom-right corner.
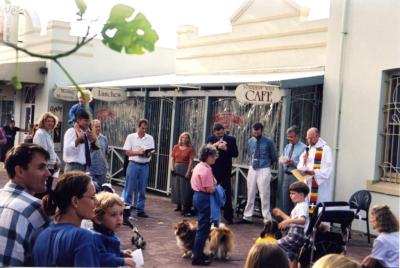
[
  {"x1": 312, "y1": 254, "x2": 361, "y2": 268},
  {"x1": 244, "y1": 243, "x2": 289, "y2": 268},
  {"x1": 33, "y1": 112, "x2": 60, "y2": 196},
  {"x1": 362, "y1": 205, "x2": 399, "y2": 268},
  {"x1": 170, "y1": 132, "x2": 195, "y2": 216}
]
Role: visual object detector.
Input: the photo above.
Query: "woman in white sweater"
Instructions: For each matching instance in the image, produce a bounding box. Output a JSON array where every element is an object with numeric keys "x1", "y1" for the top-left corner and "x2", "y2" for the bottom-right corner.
[{"x1": 33, "y1": 112, "x2": 61, "y2": 197}]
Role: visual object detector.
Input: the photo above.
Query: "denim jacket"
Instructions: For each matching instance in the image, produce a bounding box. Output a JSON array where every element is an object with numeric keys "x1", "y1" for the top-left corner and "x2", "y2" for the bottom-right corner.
[
  {"x1": 210, "y1": 185, "x2": 226, "y2": 226},
  {"x1": 248, "y1": 136, "x2": 277, "y2": 169}
]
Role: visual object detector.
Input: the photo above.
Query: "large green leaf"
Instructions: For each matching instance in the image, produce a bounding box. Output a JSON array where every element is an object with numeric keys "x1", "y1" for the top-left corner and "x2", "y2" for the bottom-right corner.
[
  {"x1": 75, "y1": 0, "x2": 87, "y2": 17},
  {"x1": 101, "y1": 4, "x2": 159, "y2": 54}
]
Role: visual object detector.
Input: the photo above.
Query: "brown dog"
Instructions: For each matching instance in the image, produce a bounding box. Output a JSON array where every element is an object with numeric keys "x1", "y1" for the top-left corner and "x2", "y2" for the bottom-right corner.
[
  {"x1": 208, "y1": 223, "x2": 234, "y2": 261},
  {"x1": 173, "y1": 220, "x2": 198, "y2": 258}
]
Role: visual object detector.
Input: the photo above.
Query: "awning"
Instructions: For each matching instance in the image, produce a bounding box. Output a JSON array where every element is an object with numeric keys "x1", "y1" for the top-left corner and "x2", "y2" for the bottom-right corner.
[
  {"x1": 0, "y1": 61, "x2": 46, "y2": 84},
  {"x1": 75, "y1": 70, "x2": 324, "y2": 89}
]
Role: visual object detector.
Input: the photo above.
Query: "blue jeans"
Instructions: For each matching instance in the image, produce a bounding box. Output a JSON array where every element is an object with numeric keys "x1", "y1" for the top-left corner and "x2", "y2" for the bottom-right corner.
[
  {"x1": 192, "y1": 191, "x2": 211, "y2": 260},
  {"x1": 124, "y1": 162, "x2": 149, "y2": 213}
]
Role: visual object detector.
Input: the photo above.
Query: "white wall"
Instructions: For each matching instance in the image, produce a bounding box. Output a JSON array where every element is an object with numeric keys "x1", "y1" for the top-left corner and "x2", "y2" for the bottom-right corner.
[{"x1": 321, "y1": 0, "x2": 400, "y2": 232}]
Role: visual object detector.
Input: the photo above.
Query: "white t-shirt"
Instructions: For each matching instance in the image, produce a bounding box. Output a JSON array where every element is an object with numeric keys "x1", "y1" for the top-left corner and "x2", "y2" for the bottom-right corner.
[
  {"x1": 371, "y1": 232, "x2": 399, "y2": 268},
  {"x1": 123, "y1": 133, "x2": 155, "y2": 163},
  {"x1": 63, "y1": 127, "x2": 87, "y2": 165},
  {"x1": 290, "y1": 201, "x2": 309, "y2": 232}
]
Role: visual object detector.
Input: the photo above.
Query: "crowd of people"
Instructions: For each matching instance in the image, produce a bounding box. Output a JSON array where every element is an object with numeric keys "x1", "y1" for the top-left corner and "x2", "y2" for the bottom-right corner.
[{"x1": 0, "y1": 89, "x2": 398, "y2": 267}]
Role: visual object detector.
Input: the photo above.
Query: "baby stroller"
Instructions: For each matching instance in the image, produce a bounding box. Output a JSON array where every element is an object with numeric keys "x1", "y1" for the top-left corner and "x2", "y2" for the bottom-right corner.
[{"x1": 298, "y1": 201, "x2": 355, "y2": 267}]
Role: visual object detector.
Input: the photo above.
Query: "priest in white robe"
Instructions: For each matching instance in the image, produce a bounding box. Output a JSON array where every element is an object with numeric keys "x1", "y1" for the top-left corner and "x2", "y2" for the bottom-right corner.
[{"x1": 297, "y1": 127, "x2": 334, "y2": 208}]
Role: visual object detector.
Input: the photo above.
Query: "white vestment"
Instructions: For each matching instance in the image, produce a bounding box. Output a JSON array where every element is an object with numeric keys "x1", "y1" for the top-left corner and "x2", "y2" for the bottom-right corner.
[{"x1": 297, "y1": 138, "x2": 334, "y2": 204}]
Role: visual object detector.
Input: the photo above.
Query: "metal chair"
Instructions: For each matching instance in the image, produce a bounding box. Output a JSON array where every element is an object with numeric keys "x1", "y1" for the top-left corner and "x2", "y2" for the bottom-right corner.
[{"x1": 348, "y1": 190, "x2": 372, "y2": 243}]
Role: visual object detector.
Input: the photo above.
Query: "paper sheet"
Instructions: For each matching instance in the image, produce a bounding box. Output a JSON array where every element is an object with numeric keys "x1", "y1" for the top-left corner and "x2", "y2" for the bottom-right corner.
[{"x1": 132, "y1": 248, "x2": 144, "y2": 267}]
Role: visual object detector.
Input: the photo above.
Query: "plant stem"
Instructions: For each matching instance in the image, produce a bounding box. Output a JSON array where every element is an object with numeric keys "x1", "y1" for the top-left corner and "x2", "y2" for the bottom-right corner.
[{"x1": 53, "y1": 59, "x2": 84, "y2": 95}]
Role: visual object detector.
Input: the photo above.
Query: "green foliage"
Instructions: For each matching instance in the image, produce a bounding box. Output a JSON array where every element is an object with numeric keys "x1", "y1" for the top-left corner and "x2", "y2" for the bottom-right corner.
[
  {"x1": 3, "y1": 2, "x2": 158, "y2": 91},
  {"x1": 75, "y1": 0, "x2": 87, "y2": 18},
  {"x1": 101, "y1": 4, "x2": 159, "y2": 54},
  {"x1": 10, "y1": 76, "x2": 22, "y2": 90}
]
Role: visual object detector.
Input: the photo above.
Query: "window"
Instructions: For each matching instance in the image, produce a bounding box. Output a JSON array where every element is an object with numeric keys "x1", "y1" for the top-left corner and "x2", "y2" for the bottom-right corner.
[{"x1": 380, "y1": 71, "x2": 400, "y2": 184}]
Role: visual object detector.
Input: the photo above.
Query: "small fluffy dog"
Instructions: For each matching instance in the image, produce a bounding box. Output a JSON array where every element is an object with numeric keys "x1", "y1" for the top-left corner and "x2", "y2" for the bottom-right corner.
[
  {"x1": 174, "y1": 220, "x2": 234, "y2": 260},
  {"x1": 208, "y1": 224, "x2": 234, "y2": 261},
  {"x1": 173, "y1": 220, "x2": 198, "y2": 258}
]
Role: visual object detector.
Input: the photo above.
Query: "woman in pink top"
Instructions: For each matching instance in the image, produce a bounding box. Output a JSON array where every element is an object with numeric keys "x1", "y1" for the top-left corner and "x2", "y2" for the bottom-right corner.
[{"x1": 190, "y1": 144, "x2": 218, "y2": 266}]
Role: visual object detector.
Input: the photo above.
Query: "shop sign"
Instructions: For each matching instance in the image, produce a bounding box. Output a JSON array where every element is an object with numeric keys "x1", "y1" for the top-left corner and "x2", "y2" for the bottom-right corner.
[
  {"x1": 91, "y1": 87, "x2": 126, "y2": 102},
  {"x1": 212, "y1": 112, "x2": 243, "y2": 128},
  {"x1": 235, "y1": 83, "x2": 283, "y2": 104},
  {"x1": 53, "y1": 87, "x2": 78, "y2": 101}
]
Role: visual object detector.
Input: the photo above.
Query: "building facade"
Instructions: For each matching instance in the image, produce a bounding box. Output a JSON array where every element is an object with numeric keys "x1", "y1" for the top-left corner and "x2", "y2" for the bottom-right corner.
[{"x1": 322, "y1": 0, "x2": 400, "y2": 230}]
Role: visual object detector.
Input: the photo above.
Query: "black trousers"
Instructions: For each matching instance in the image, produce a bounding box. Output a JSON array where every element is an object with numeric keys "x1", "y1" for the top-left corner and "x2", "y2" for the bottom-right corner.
[{"x1": 217, "y1": 175, "x2": 233, "y2": 221}]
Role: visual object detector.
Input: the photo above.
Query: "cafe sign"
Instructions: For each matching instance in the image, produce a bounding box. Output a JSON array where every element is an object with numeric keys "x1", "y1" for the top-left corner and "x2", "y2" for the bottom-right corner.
[
  {"x1": 91, "y1": 87, "x2": 126, "y2": 102},
  {"x1": 235, "y1": 83, "x2": 283, "y2": 104}
]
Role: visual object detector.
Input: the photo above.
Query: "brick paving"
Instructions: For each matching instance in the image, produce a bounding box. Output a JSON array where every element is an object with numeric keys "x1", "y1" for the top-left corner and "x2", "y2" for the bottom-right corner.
[{"x1": 0, "y1": 164, "x2": 372, "y2": 267}]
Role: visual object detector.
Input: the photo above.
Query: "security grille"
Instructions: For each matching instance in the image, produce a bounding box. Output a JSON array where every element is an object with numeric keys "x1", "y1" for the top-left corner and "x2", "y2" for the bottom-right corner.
[
  {"x1": 176, "y1": 98, "x2": 205, "y2": 154},
  {"x1": 209, "y1": 97, "x2": 282, "y2": 166},
  {"x1": 380, "y1": 72, "x2": 400, "y2": 184},
  {"x1": 146, "y1": 97, "x2": 173, "y2": 193},
  {"x1": 289, "y1": 85, "x2": 323, "y2": 140}
]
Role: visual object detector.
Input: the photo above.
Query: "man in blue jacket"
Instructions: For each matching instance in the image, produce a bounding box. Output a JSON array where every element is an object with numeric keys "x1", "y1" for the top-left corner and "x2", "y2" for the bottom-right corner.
[
  {"x1": 206, "y1": 123, "x2": 238, "y2": 225},
  {"x1": 240, "y1": 122, "x2": 277, "y2": 224}
]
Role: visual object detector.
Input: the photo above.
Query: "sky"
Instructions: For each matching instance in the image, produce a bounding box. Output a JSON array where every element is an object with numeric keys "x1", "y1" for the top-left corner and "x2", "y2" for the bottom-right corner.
[{"x1": 9, "y1": 0, "x2": 330, "y2": 48}]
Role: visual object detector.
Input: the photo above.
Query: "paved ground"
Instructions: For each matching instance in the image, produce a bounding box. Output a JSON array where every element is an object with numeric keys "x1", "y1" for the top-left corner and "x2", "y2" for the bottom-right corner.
[{"x1": 0, "y1": 164, "x2": 372, "y2": 267}]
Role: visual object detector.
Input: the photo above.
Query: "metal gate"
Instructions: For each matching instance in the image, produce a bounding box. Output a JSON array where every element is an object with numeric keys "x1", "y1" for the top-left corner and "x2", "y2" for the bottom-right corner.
[
  {"x1": 289, "y1": 85, "x2": 323, "y2": 138},
  {"x1": 99, "y1": 85, "x2": 323, "y2": 197},
  {"x1": 147, "y1": 97, "x2": 173, "y2": 193},
  {"x1": 209, "y1": 97, "x2": 283, "y2": 207},
  {"x1": 175, "y1": 98, "x2": 206, "y2": 153}
]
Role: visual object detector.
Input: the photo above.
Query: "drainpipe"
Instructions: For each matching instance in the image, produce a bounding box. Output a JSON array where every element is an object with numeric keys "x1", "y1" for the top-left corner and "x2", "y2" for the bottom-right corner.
[{"x1": 331, "y1": 0, "x2": 349, "y2": 199}]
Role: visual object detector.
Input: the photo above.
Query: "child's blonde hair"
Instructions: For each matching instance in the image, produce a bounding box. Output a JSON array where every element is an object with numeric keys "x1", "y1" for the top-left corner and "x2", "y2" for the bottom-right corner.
[
  {"x1": 244, "y1": 243, "x2": 289, "y2": 268},
  {"x1": 77, "y1": 89, "x2": 93, "y2": 103},
  {"x1": 312, "y1": 254, "x2": 361, "y2": 268},
  {"x1": 94, "y1": 192, "x2": 124, "y2": 221},
  {"x1": 371, "y1": 204, "x2": 399, "y2": 233}
]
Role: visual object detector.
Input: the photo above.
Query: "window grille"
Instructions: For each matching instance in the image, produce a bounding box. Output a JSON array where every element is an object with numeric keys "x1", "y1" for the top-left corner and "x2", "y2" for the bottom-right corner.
[{"x1": 380, "y1": 72, "x2": 400, "y2": 184}]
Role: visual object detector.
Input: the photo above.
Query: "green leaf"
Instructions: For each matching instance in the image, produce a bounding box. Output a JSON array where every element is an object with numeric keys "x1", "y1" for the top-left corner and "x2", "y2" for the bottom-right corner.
[
  {"x1": 75, "y1": 0, "x2": 87, "y2": 17},
  {"x1": 10, "y1": 76, "x2": 22, "y2": 90},
  {"x1": 101, "y1": 4, "x2": 159, "y2": 54}
]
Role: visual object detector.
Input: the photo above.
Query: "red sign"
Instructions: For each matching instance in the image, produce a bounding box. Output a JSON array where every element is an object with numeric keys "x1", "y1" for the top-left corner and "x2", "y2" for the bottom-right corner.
[
  {"x1": 212, "y1": 112, "x2": 243, "y2": 128},
  {"x1": 95, "y1": 108, "x2": 115, "y2": 121}
]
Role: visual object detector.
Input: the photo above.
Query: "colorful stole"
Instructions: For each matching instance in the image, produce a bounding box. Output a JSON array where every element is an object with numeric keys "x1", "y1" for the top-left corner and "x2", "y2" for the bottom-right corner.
[{"x1": 309, "y1": 147, "x2": 323, "y2": 215}]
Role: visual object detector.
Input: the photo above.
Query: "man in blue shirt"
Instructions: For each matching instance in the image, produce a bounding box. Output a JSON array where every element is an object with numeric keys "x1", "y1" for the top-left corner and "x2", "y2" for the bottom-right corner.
[
  {"x1": 240, "y1": 122, "x2": 277, "y2": 224},
  {"x1": 279, "y1": 126, "x2": 307, "y2": 214}
]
